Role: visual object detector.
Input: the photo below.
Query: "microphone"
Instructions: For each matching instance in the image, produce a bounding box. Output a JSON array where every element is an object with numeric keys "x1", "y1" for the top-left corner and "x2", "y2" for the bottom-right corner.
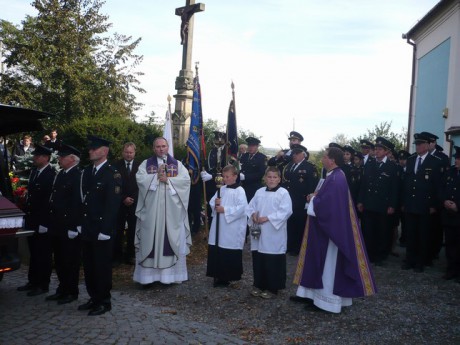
[{"x1": 162, "y1": 155, "x2": 168, "y2": 175}]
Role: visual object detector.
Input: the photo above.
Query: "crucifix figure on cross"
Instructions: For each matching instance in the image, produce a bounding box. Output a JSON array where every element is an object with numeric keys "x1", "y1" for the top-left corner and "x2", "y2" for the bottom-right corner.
[{"x1": 175, "y1": 1, "x2": 205, "y2": 45}]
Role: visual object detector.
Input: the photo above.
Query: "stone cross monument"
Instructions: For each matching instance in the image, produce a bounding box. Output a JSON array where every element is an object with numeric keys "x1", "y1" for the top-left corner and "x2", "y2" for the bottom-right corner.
[{"x1": 173, "y1": 0, "x2": 205, "y2": 147}]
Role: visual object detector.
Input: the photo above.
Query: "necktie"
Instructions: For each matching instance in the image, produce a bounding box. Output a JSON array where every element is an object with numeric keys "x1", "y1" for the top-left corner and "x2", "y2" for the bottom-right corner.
[
  {"x1": 30, "y1": 170, "x2": 37, "y2": 183},
  {"x1": 416, "y1": 157, "x2": 422, "y2": 174},
  {"x1": 291, "y1": 163, "x2": 298, "y2": 172},
  {"x1": 127, "y1": 162, "x2": 131, "y2": 173},
  {"x1": 93, "y1": 167, "x2": 97, "y2": 176}
]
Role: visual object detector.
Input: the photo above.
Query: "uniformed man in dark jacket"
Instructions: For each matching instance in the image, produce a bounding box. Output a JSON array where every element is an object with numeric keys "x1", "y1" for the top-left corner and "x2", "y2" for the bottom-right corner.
[
  {"x1": 342, "y1": 145, "x2": 361, "y2": 205},
  {"x1": 421, "y1": 131, "x2": 450, "y2": 263},
  {"x1": 282, "y1": 144, "x2": 318, "y2": 255},
  {"x1": 77, "y1": 136, "x2": 122, "y2": 316},
  {"x1": 357, "y1": 137, "x2": 400, "y2": 265},
  {"x1": 46, "y1": 144, "x2": 82, "y2": 304},
  {"x1": 440, "y1": 146, "x2": 460, "y2": 280},
  {"x1": 113, "y1": 142, "x2": 140, "y2": 265},
  {"x1": 239, "y1": 137, "x2": 266, "y2": 202},
  {"x1": 267, "y1": 131, "x2": 304, "y2": 173},
  {"x1": 360, "y1": 139, "x2": 376, "y2": 167},
  {"x1": 17, "y1": 144, "x2": 56, "y2": 296},
  {"x1": 401, "y1": 133, "x2": 442, "y2": 272}
]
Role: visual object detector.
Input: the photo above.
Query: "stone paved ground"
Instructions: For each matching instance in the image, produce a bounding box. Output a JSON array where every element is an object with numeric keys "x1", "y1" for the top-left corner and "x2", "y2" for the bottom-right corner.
[
  {"x1": 1, "y1": 235, "x2": 460, "y2": 345},
  {"x1": 0, "y1": 269, "x2": 245, "y2": 345}
]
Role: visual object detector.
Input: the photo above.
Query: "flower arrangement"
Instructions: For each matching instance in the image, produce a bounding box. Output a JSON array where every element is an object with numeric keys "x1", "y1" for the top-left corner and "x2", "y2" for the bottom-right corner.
[{"x1": 9, "y1": 171, "x2": 27, "y2": 209}]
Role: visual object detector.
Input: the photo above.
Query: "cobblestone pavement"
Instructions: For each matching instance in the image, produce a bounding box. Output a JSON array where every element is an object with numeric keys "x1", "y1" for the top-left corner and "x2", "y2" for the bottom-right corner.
[{"x1": 0, "y1": 268, "x2": 246, "y2": 345}]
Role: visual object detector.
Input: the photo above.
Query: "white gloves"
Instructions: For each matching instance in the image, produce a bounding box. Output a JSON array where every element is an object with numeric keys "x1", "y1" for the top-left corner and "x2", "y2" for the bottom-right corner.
[
  {"x1": 240, "y1": 172, "x2": 245, "y2": 181},
  {"x1": 200, "y1": 171, "x2": 213, "y2": 182},
  {"x1": 68, "y1": 230, "x2": 79, "y2": 239},
  {"x1": 38, "y1": 225, "x2": 48, "y2": 234},
  {"x1": 98, "y1": 233, "x2": 111, "y2": 241}
]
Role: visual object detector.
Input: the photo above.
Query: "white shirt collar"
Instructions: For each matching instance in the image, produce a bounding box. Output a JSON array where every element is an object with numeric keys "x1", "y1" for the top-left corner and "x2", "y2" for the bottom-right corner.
[{"x1": 93, "y1": 160, "x2": 107, "y2": 172}]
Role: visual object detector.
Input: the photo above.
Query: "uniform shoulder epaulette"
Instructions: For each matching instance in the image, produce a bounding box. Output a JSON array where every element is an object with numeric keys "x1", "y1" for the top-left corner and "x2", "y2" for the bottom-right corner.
[{"x1": 305, "y1": 160, "x2": 316, "y2": 167}]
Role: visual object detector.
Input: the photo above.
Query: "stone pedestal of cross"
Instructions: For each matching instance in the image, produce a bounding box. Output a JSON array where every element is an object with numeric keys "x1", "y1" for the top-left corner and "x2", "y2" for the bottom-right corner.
[{"x1": 173, "y1": 0, "x2": 205, "y2": 147}]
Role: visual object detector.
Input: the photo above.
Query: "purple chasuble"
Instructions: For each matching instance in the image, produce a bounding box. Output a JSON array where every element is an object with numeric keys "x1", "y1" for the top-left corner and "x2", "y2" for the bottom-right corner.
[
  {"x1": 294, "y1": 168, "x2": 376, "y2": 298},
  {"x1": 146, "y1": 154, "x2": 179, "y2": 257}
]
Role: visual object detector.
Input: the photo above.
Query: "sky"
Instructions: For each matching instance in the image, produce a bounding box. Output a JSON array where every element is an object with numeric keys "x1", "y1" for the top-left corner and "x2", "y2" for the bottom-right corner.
[{"x1": 1, "y1": 0, "x2": 440, "y2": 150}]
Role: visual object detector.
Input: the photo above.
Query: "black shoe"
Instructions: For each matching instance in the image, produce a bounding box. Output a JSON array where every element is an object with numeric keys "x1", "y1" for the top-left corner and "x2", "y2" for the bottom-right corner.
[
  {"x1": 442, "y1": 272, "x2": 459, "y2": 280},
  {"x1": 401, "y1": 263, "x2": 413, "y2": 270},
  {"x1": 45, "y1": 293, "x2": 64, "y2": 301},
  {"x1": 17, "y1": 283, "x2": 36, "y2": 292},
  {"x1": 58, "y1": 295, "x2": 78, "y2": 305},
  {"x1": 213, "y1": 279, "x2": 230, "y2": 288},
  {"x1": 27, "y1": 288, "x2": 49, "y2": 297},
  {"x1": 289, "y1": 295, "x2": 312, "y2": 304},
  {"x1": 124, "y1": 257, "x2": 135, "y2": 265},
  {"x1": 88, "y1": 304, "x2": 111, "y2": 316},
  {"x1": 413, "y1": 265, "x2": 424, "y2": 273},
  {"x1": 78, "y1": 300, "x2": 96, "y2": 311}
]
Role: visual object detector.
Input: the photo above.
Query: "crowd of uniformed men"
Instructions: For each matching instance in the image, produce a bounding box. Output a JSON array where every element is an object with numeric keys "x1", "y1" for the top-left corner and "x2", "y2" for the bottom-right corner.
[
  {"x1": 13, "y1": 127, "x2": 460, "y2": 316},
  {"x1": 201, "y1": 130, "x2": 460, "y2": 283}
]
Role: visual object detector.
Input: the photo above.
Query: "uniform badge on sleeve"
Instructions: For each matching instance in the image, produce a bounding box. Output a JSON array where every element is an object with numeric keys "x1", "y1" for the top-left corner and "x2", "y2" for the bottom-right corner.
[
  {"x1": 115, "y1": 186, "x2": 121, "y2": 194},
  {"x1": 114, "y1": 172, "x2": 121, "y2": 179}
]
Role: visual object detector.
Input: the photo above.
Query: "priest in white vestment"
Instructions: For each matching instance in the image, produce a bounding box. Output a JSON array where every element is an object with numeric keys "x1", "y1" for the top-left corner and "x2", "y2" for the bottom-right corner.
[{"x1": 133, "y1": 137, "x2": 191, "y2": 284}]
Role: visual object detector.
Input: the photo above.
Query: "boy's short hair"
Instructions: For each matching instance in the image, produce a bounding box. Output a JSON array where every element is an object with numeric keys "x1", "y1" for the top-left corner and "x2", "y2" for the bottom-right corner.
[
  {"x1": 264, "y1": 166, "x2": 281, "y2": 177},
  {"x1": 222, "y1": 164, "x2": 238, "y2": 175}
]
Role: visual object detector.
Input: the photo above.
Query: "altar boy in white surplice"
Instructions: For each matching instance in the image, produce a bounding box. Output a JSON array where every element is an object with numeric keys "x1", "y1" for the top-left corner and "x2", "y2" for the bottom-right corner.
[
  {"x1": 206, "y1": 165, "x2": 248, "y2": 287},
  {"x1": 247, "y1": 166, "x2": 293, "y2": 299}
]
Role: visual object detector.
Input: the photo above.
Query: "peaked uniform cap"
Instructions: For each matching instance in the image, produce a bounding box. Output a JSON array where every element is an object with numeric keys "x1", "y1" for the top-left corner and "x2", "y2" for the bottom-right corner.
[
  {"x1": 328, "y1": 142, "x2": 343, "y2": 151},
  {"x1": 288, "y1": 131, "x2": 304, "y2": 142},
  {"x1": 420, "y1": 131, "x2": 438, "y2": 142},
  {"x1": 360, "y1": 139, "x2": 375, "y2": 149},
  {"x1": 87, "y1": 135, "x2": 112, "y2": 149},
  {"x1": 246, "y1": 137, "x2": 261, "y2": 145},
  {"x1": 291, "y1": 144, "x2": 307, "y2": 154},
  {"x1": 32, "y1": 144, "x2": 52, "y2": 156},
  {"x1": 413, "y1": 133, "x2": 430, "y2": 144},
  {"x1": 343, "y1": 145, "x2": 356, "y2": 155},
  {"x1": 57, "y1": 144, "x2": 81, "y2": 157},
  {"x1": 375, "y1": 137, "x2": 394, "y2": 151}
]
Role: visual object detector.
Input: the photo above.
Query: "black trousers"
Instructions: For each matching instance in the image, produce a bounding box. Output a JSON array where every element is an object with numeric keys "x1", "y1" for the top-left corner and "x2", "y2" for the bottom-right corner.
[
  {"x1": 113, "y1": 204, "x2": 137, "y2": 261},
  {"x1": 27, "y1": 232, "x2": 52, "y2": 289},
  {"x1": 444, "y1": 225, "x2": 460, "y2": 275},
  {"x1": 405, "y1": 212, "x2": 431, "y2": 267},
  {"x1": 429, "y1": 212, "x2": 444, "y2": 261},
  {"x1": 82, "y1": 239, "x2": 112, "y2": 305},
  {"x1": 51, "y1": 234, "x2": 81, "y2": 296},
  {"x1": 188, "y1": 183, "x2": 202, "y2": 234},
  {"x1": 361, "y1": 210, "x2": 392, "y2": 262}
]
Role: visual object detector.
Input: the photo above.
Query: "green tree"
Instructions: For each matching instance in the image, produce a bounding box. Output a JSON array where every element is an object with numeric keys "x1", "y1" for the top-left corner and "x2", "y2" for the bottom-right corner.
[
  {"x1": 0, "y1": 0, "x2": 144, "y2": 128},
  {"x1": 349, "y1": 121, "x2": 407, "y2": 152},
  {"x1": 60, "y1": 115, "x2": 162, "y2": 165}
]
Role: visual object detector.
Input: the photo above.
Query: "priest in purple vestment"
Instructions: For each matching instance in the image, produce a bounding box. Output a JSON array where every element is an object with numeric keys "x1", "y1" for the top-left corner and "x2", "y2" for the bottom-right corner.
[{"x1": 293, "y1": 147, "x2": 376, "y2": 313}]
